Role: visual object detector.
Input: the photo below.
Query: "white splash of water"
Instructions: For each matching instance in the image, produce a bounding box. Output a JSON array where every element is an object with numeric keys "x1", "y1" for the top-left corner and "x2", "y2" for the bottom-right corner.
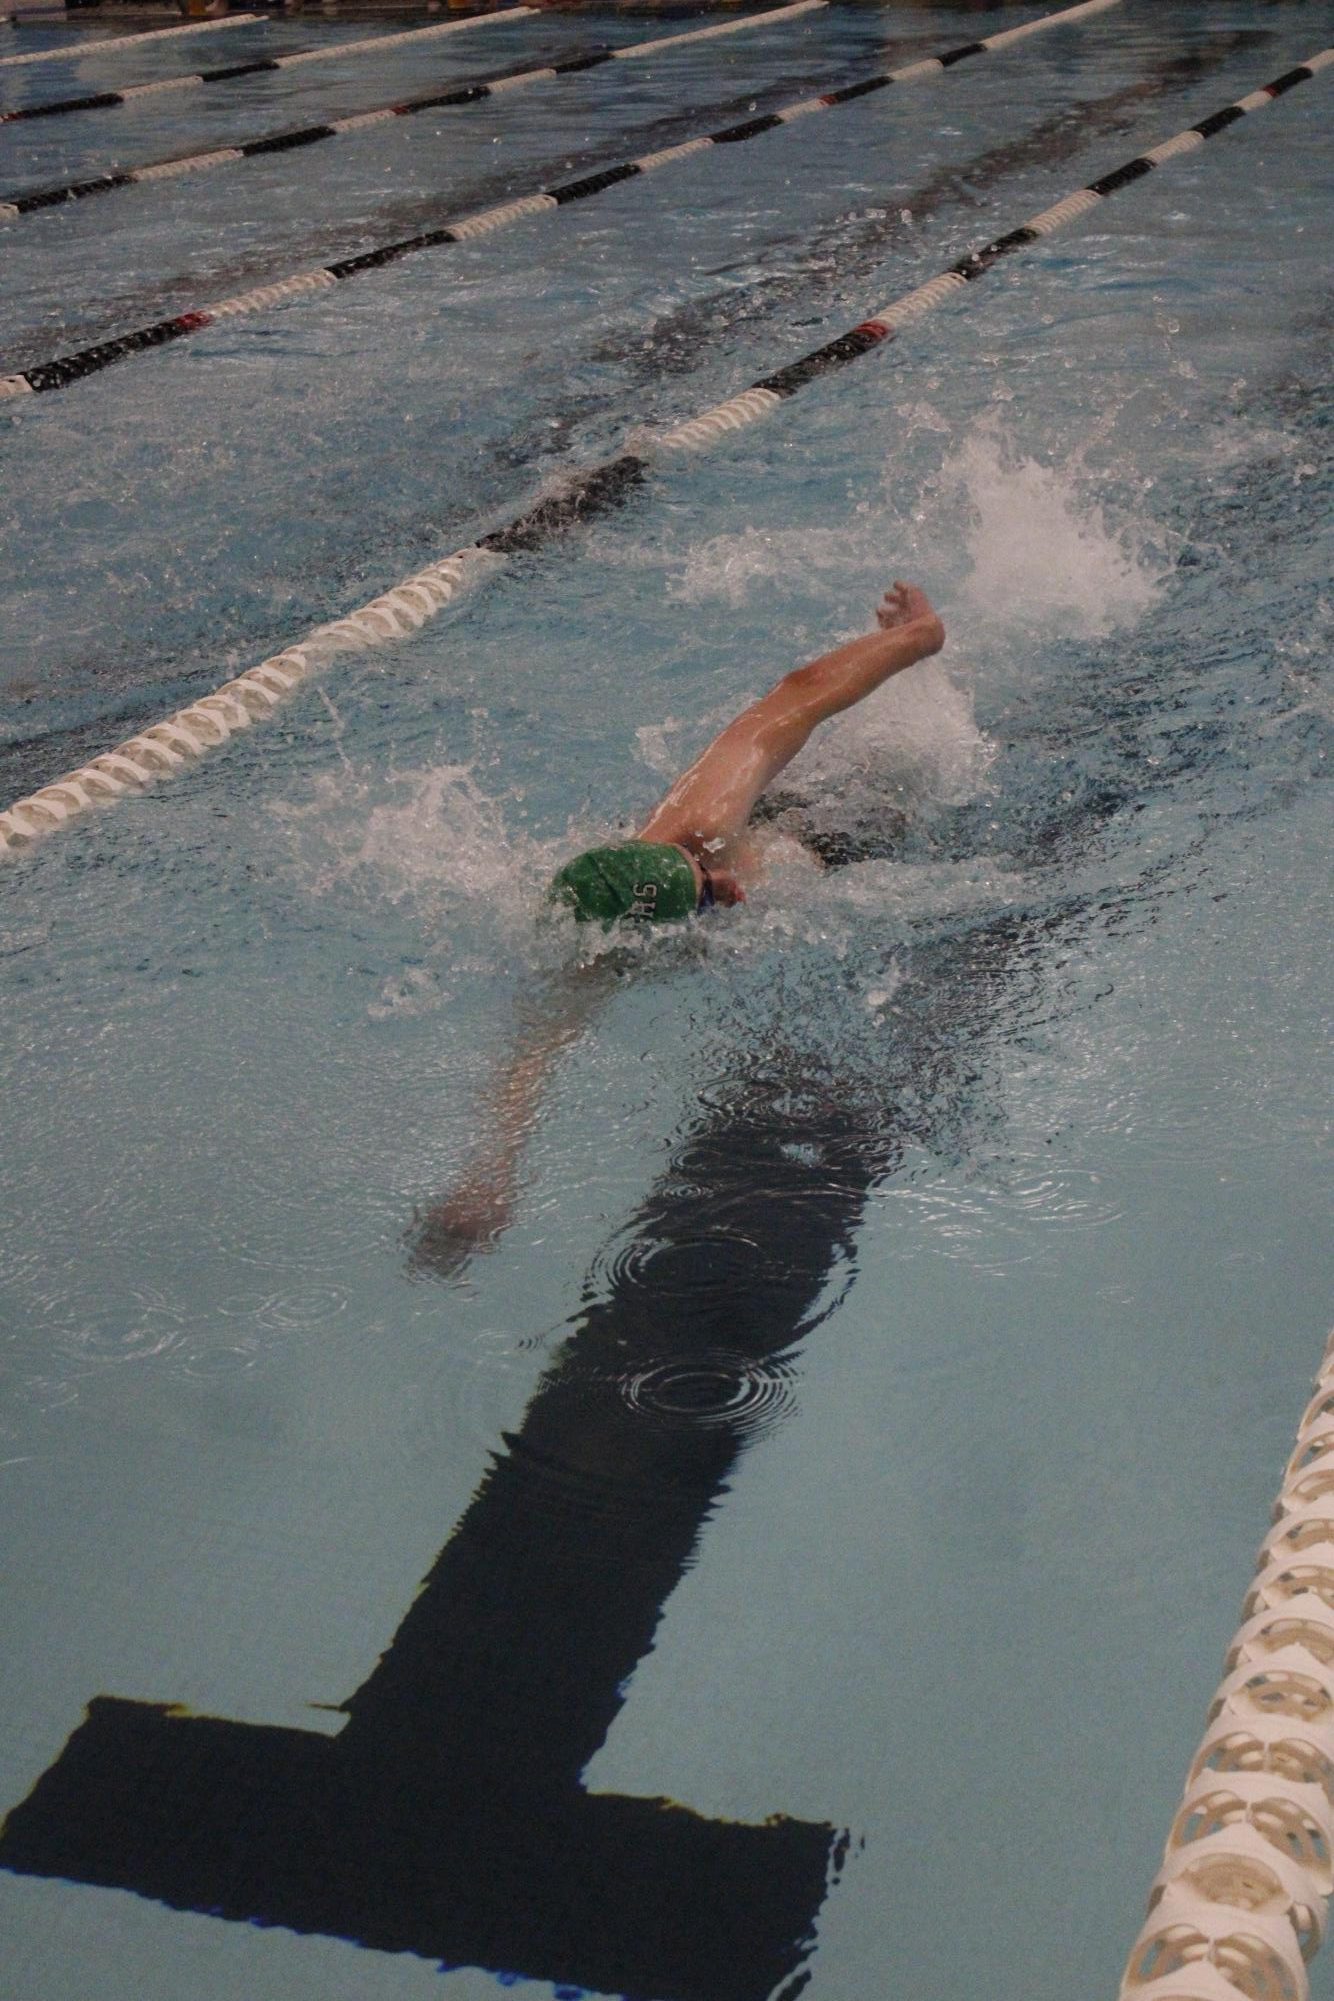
[
  {"x1": 273, "y1": 763, "x2": 568, "y2": 949},
  {"x1": 367, "y1": 965, "x2": 446, "y2": 1021},
  {"x1": 662, "y1": 504, "x2": 995, "y2": 817},
  {"x1": 939, "y1": 420, "x2": 1168, "y2": 641},
  {"x1": 633, "y1": 652, "x2": 991, "y2": 823},
  {"x1": 633, "y1": 717, "x2": 685, "y2": 778},
  {"x1": 663, "y1": 415, "x2": 1165, "y2": 649},
  {"x1": 272, "y1": 761, "x2": 694, "y2": 987},
  {"x1": 785, "y1": 657, "x2": 994, "y2": 812},
  {"x1": 634, "y1": 695, "x2": 758, "y2": 779},
  {"x1": 671, "y1": 523, "x2": 872, "y2": 609}
]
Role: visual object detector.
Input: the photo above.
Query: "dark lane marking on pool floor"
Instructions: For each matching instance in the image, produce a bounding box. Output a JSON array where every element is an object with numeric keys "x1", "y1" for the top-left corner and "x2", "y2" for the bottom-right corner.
[
  {"x1": 0, "y1": 725, "x2": 1174, "y2": 1986},
  {"x1": 0, "y1": 1064, "x2": 902, "y2": 2001},
  {"x1": 2, "y1": 849, "x2": 1124, "y2": 1995},
  {"x1": 2, "y1": 44, "x2": 1329, "y2": 857},
  {"x1": 0, "y1": 0, "x2": 1120, "y2": 385}
]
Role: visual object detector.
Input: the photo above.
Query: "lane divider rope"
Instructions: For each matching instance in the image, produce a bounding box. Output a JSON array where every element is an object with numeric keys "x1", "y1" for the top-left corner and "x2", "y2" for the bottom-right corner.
[
  {"x1": 2, "y1": 44, "x2": 1328, "y2": 861},
  {"x1": 0, "y1": 0, "x2": 827, "y2": 217},
  {"x1": 0, "y1": 10, "x2": 257, "y2": 67},
  {"x1": 0, "y1": 3, "x2": 532, "y2": 122},
  {"x1": 0, "y1": 0, "x2": 1122, "y2": 389},
  {"x1": 1120, "y1": 1324, "x2": 1334, "y2": 2001}
]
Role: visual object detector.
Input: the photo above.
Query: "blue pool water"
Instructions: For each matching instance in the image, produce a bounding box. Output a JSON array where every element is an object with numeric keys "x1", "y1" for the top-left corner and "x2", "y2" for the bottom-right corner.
[{"x1": 1, "y1": 3, "x2": 1332, "y2": 1998}]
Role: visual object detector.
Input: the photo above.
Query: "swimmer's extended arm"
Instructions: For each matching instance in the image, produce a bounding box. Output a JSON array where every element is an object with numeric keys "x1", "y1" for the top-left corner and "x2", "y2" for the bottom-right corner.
[
  {"x1": 639, "y1": 582, "x2": 944, "y2": 856},
  {"x1": 405, "y1": 963, "x2": 620, "y2": 1281},
  {"x1": 764, "y1": 582, "x2": 946, "y2": 733}
]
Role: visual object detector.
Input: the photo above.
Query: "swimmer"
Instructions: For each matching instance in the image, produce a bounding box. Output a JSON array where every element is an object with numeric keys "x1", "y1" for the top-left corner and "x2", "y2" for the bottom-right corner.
[
  {"x1": 548, "y1": 581, "x2": 944, "y2": 925},
  {"x1": 408, "y1": 580, "x2": 944, "y2": 1278}
]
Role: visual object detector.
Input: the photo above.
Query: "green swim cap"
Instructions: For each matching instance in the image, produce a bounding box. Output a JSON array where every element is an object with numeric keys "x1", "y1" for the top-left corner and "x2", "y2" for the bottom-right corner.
[{"x1": 548, "y1": 841, "x2": 699, "y2": 927}]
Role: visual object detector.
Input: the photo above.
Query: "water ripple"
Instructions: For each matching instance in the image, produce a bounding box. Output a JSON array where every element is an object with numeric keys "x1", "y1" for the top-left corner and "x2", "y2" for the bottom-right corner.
[
  {"x1": 47, "y1": 1288, "x2": 188, "y2": 1368},
  {"x1": 175, "y1": 1335, "x2": 264, "y2": 1383},
  {"x1": 253, "y1": 1286, "x2": 349, "y2": 1333},
  {"x1": 589, "y1": 1229, "x2": 767, "y2": 1308},
  {"x1": 615, "y1": 1351, "x2": 799, "y2": 1443}
]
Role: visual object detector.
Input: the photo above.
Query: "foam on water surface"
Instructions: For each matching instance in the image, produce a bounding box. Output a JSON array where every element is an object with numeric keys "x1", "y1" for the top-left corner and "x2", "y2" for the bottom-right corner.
[{"x1": 944, "y1": 417, "x2": 1171, "y2": 640}]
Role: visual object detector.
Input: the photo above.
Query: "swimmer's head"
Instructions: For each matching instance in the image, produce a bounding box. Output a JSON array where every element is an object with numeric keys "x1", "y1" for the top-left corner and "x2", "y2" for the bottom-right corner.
[{"x1": 548, "y1": 840, "x2": 701, "y2": 928}]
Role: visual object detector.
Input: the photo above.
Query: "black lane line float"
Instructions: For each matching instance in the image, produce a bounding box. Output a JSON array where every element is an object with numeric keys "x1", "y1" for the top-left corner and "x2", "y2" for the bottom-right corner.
[
  {"x1": 0, "y1": 10, "x2": 258, "y2": 69},
  {"x1": 0, "y1": 2, "x2": 534, "y2": 123},
  {"x1": 0, "y1": 0, "x2": 1120, "y2": 395},
  {"x1": 1, "y1": 45, "x2": 1329, "y2": 858},
  {"x1": 0, "y1": 0, "x2": 826, "y2": 217},
  {"x1": 590, "y1": 18, "x2": 1271, "y2": 385}
]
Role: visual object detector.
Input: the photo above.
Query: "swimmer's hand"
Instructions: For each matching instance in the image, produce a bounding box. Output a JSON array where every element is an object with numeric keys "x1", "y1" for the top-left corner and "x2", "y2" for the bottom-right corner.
[
  {"x1": 405, "y1": 1180, "x2": 513, "y2": 1283},
  {"x1": 405, "y1": 967, "x2": 618, "y2": 1284},
  {"x1": 875, "y1": 581, "x2": 944, "y2": 653}
]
